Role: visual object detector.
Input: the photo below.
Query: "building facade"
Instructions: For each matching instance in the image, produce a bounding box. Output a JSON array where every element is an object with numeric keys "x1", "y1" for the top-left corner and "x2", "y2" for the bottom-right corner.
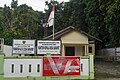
[{"x1": 44, "y1": 26, "x2": 101, "y2": 56}]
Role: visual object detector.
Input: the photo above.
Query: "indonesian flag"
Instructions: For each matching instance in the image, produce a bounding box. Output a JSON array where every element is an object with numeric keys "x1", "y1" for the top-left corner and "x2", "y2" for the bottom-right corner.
[{"x1": 48, "y1": 4, "x2": 54, "y2": 27}]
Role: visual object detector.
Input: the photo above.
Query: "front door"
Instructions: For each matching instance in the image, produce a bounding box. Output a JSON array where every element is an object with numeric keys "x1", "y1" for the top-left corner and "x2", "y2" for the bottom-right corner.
[{"x1": 65, "y1": 47, "x2": 75, "y2": 56}]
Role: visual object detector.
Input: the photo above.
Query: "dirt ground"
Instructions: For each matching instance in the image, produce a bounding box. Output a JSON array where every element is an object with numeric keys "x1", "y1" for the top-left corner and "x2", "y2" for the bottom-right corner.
[{"x1": 95, "y1": 60, "x2": 120, "y2": 79}]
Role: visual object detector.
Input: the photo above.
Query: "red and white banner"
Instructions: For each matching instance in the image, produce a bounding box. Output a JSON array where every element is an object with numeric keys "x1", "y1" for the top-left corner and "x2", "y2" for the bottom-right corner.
[{"x1": 43, "y1": 56, "x2": 80, "y2": 76}]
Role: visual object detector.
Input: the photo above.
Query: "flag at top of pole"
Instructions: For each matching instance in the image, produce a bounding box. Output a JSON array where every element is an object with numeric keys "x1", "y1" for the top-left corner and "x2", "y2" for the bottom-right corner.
[
  {"x1": 48, "y1": 3, "x2": 54, "y2": 27},
  {"x1": 47, "y1": 0, "x2": 55, "y2": 40}
]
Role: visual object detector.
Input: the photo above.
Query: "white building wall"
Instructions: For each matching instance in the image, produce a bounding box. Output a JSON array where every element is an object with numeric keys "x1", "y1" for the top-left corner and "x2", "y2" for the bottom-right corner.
[{"x1": 3, "y1": 45, "x2": 12, "y2": 56}]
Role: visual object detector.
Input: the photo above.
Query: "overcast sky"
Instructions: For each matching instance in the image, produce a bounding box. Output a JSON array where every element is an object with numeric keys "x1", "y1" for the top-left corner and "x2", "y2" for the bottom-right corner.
[{"x1": 0, "y1": 0, "x2": 69, "y2": 11}]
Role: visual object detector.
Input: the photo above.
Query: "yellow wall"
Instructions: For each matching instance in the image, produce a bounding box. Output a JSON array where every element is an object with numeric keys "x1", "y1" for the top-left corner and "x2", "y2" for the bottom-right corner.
[
  {"x1": 75, "y1": 45, "x2": 85, "y2": 56},
  {"x1": 60, "y1": 31, "x2": 95, "y2": 56},
  {"x1": 61, "y1": 31, "x2": 88, "y2": 44}
]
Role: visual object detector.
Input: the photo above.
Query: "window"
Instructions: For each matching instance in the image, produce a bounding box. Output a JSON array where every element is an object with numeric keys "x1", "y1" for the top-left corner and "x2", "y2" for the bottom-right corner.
[
  {"x1": 89, "y1": 47, "x2": 92, "y2": 53},
  {"x1": 37, "y1": 64, "x2": 40, "y2": 72},
  {"x1": 29, "y1": 64, "x2": 32, "y2": 72},
  {"x1": 20, "y1": 64, "x2": 23, "y2": 73},
  {"x1": 11, "y1": 64, "x2": 14, "y2": 73}
]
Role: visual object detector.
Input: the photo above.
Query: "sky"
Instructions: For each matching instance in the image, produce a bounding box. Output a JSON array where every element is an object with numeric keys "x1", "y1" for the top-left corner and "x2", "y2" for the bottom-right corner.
[{"x1": 0, "y1": 0, "x2": 69, "y2": 11}]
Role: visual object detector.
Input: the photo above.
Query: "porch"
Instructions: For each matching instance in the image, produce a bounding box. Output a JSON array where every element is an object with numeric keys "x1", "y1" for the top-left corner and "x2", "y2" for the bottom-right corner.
[{"x1": 62, "y1": 44, "x2": 94, "y2": 56}]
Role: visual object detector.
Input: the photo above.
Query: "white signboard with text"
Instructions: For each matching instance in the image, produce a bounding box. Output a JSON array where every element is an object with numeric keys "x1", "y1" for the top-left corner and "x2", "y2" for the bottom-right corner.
[
  {"x1": 37, "y1": 40, "x2": 60, "y2": 54},
  {"x1": 13, "y1": 39, "x2": 35, "y2": 54}
]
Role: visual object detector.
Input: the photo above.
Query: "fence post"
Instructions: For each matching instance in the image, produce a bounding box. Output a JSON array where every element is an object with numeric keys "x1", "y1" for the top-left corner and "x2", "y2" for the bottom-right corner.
[
  {"x1": 89, "y1": 55, "x2": 94, "y2": 79},
  {"x1": 114, "y1": 47, "x2": 117, "y2": 62},
  {"x1": 0, "y1": 53, "x2": 4, "y2": 80}
]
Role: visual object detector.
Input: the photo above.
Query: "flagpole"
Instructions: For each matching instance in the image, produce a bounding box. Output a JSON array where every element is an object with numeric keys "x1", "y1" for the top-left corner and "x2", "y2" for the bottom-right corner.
[
  {"x1": 52, "y1": 1, "x2": 55, "y2": 40},
  {"x1": 48, "y1": 0, "x2": 55, "y2": 40},
  {"x1": 53, "y1": 20, "x2": 54, "y2": 40}
]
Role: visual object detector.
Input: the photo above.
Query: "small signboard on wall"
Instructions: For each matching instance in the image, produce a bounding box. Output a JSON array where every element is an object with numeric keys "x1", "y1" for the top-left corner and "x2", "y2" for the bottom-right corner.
[
  {"x1": 43, "y1": 56, "x2": 80, "y2": 76},
  {"x1": 13, "y1": 39, "x2": 35, "y2": 54},
  {"x1": 37, "y1": 40, "x2": 60, "y2": 54}
]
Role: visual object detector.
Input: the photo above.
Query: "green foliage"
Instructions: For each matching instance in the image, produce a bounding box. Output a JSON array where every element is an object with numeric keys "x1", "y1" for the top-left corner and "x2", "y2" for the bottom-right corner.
[
  {"x1": 0, "y1": 0, "x2": 44, "y2": 45},
  {"x1": 0, "y1": 0, "x2": 120, "y2": 48}
]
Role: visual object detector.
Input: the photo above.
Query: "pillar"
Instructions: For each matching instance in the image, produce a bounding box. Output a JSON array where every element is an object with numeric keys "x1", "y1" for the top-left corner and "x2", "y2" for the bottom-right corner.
[
  {"x1": 0, "y1": 53, "x2": 4, "y2": 80},
  {"x1": 62, "y1": 45, "x2": 65, "y2": 56},
  {"x1": 89, "y1": 55, "x2": 94, "y2": 79}
]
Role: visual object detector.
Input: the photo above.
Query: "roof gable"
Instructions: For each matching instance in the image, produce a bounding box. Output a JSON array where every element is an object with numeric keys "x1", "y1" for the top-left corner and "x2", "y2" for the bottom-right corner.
[{"x1": 43, "y1": 26, "x2": 102, "y2": 42}]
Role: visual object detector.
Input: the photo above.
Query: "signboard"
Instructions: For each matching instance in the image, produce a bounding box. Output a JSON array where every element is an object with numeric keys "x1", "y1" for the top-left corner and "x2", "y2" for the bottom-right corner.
[
  {"x1": 37, "y1": 41, "x2": 60, "y2": 54},
  {"x1": 13, "y1": 39, "x2": 35, "y2": 54},
  {"x1": 43, "y1": 56, "x2": 80, "y2": 76}
]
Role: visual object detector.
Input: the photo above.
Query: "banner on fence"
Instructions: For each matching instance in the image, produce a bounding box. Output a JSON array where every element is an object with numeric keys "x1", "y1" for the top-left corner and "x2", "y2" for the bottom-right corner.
[
  {"x1": 13, "y1": 39, "x2": 35, "y2": 54},
  {"x1": 37, "y1": 40, "x2": 60, "y2": 54},
  {"x1": 43, "y1": 56, "x2": 80, "y2": 76}
]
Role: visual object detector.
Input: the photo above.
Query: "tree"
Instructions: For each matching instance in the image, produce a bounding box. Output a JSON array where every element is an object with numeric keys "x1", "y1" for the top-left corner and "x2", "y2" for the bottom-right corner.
[
  {"x1": 0, "y1": 1, "x2": 45, "y2": 45},
  {"x1": 0, "y1": 0, "x2": 120, "y2": 48},
  {"x1": 104, "y1": 0, "x2": 120, "y2": 47}
]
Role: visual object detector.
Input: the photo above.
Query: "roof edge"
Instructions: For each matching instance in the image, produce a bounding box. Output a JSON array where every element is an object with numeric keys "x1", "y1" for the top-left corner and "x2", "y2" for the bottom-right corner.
[{"x1": 43, "y1": 26, "x2": 102, "y2": 42}]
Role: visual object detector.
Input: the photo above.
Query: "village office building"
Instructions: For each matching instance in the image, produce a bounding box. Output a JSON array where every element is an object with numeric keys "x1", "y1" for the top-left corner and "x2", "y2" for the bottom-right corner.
[{"x1": 44, "y1": 26, "x2": 101, "y2": 56}]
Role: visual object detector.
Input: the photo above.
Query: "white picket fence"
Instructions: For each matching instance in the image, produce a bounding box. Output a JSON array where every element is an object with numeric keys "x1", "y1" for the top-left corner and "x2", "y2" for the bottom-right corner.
[{"x1": 4, "y1": 58, "x2": 89, "y2": 77}]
